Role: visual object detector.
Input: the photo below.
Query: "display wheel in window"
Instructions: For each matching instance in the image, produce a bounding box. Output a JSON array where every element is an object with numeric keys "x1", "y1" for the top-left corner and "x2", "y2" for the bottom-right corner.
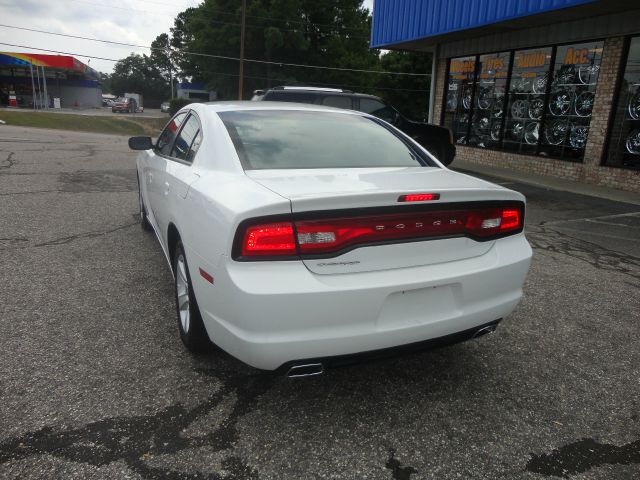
[
  {"x1": 490, "y1": 121, "x2": 502, "y2": 141},
  {"x1": 549, "y1": 89, "x2": 575, "y2": 116},
  {"x1": 553, "y1": 66, "x2": 576, "y2": 86},
  {"x1": 446, "y1": 91, "x2": 458, "y2": 112},
  {"x1": 524, "y1": 122, "x2": 540, "y2": 145},
  {"x1": 461, "y1": 87, "x2": 473, "y2": 110},
  {"x1": 476, "y1": 86, "x2": 493, "y2": 110},
  {"x1": 493, "y1": 92, "x2": 505, "y2": 118},
  {"x1": 532, "y1": 74, "x2": 549, "y2": 94},
  {"x1": 628, "y1": 89, "x2": 640, "y2": 120},
  {"x1": 574, "y1": 91, "x2": 595, "y2": 117},
  {"x1": 626, "y1": 129, "x2": 640, "y2": 154},
  {"x1": 569, "y1": 125, "x2": 589, "y2": 149},
  {"x1": 578, "y1": 65, "x2": 600, "y2": 85},
  {"x1": 511, "y1": 100, "x2": 528, "y2": 119},
  {"x1": 474, "y1": 116, "x2": 490, "y2": 134},
  {"x1": 528, "y1": 97, "x2": 544, "y2": 120},
  {"x1": 513, "y1": 78, "x2": 532, "y2": 93},
  {"x1": 509, "y1": 121, "x2": 525, "y2": 141},
  {"x1": 545, "y1": 120, "x2": 570, "y2": 145}
]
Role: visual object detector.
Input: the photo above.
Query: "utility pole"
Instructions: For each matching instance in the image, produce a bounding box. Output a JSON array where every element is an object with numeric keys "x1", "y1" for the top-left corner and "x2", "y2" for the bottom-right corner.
[{"x1": 238, "y1": 0, "x2": 247, "y2": 100}]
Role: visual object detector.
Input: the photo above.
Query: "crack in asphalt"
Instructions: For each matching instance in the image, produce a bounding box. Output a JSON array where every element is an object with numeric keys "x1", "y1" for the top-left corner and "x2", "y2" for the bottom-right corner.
[
  {"x1": 0, "y1": 151, "x2": 15, "y2": 169},
  {"x1": 526, "y1": 437, "x2": 640, "y2": 478},
  {"x1": 0, "y1": 371, "x2": 273, "y2": 479},
  {"x1": 385, "y1": 448, "x2": 418, "y2": 480},
  {"x1": 33, "y1": 222, "x2": 139, "y2": 247},
  {"x1": 528, "y1": 225, "x2": 640, "y2": 279}
]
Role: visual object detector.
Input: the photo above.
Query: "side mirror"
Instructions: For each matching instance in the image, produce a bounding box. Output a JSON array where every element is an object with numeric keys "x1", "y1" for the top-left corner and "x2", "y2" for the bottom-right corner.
[{"x1": 128, "y1": 136, "x2": 154, "y2": 151}]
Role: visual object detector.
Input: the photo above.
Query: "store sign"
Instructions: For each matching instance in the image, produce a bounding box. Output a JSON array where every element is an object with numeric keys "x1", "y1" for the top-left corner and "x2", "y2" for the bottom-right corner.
[
  {"x1": 450, "y1": 59, "x2": 475, "y2": 74},
  {"x1": 563, "y1": 47, "x2": 591, "y2": 65},
  {"x1": 515, "y1": 51, "x2": 546, "y2": 69}
]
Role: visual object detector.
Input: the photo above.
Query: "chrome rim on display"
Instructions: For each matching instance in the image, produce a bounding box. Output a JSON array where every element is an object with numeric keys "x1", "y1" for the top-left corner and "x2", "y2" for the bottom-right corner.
[
  {"x1": 446, "y1": 92, "x2": 457, "y2": 112},
  {"x1": 514, "y1": 78, "x2": 531, "y2": 93},
  {"x1": 549, "y1": 89, "x2": 574, "y2": 116},
  {"x1": 626, "y1": 129, "x2": 640, "y2": 154},
  {"x1": 545, "y1": 120, "x2": 570, "y2": 145},
  {"x1": 532, "y1": 74, "x2": 548, "y2": 94},
  {"x1": 476, "y1": 116, "x2": 490, "y2": 132},
  {"x1": 490, "y1": 121, "x2": 502, "y2": 141},
  {"x1": 578, "y1": 64, "x2": 600, "y2": 84},
  {"x1": 511, "y1": 100, "x2": 528, "y2": 119},
  {"x1": 510, "y1": 121, "x2": 525, "y2": 140},
  {"x1": 477, "y1": 87, "x2": 493, "y2": 110},
  {"x1": 575, "y1": 91, "x2": 595, "y2": 117},
  {"x1": 461, "y1": 88, "x2": 473, "y2": 110},
  {"x1": 628, "y1": 91, "x2": 640, "y2": 120},
  {"x1": 176, "y1": 254, "x2": 190, "y2": 334},
  {"x1": 528, "y1": 97, "x2": 544, "y2": 120},
  {"x1": 524, "y1": 123, "x2": 540, "y2": 145},
  {"x1": 554, "y1": 68, "x2": 575, "y2": 86},
  {"x1": 569, "y1": 125, "x2": 589, "y2": 149}
]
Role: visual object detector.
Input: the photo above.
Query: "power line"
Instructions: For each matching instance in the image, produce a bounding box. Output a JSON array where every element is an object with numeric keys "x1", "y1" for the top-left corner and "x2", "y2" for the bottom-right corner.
[
  {"x1": 0, "y1": 29, "x2": 430, "y2": 77},
  {"x1": 0, "y1": 41, "x2": 428, "y2": 93}
]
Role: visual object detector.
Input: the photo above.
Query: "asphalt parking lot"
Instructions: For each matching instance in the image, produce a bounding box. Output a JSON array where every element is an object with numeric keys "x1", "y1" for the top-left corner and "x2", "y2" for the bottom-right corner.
[{"x1": 1, "y1": 125, "x2": 639, "y2": 480}]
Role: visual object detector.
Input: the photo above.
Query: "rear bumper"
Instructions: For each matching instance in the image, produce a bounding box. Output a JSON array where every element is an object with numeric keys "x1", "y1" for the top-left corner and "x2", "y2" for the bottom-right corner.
[{"x1": 192, "y1": 234, "x2": 532, "y2": 370}]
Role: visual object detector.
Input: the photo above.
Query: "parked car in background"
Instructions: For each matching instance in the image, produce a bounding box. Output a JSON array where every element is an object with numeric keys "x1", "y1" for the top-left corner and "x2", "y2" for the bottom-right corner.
[
  {"x1": 124, "y1": 93, "x2": 144, "y2": 113},
  {"x1": 128, "y1": 101, "x2": 531, "y2": 375},
  {"x1": 253, "y1": 86, "x2": 456, "y2": 165},
  {"x1": 161, "y1": 101, "x2": 170, "y2": 113}
]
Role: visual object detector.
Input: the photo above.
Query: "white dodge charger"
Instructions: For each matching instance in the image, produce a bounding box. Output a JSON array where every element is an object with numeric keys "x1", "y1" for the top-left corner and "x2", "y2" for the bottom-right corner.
[{"x1": 129, "y1": 102, "x2": 532, "y2": 376}]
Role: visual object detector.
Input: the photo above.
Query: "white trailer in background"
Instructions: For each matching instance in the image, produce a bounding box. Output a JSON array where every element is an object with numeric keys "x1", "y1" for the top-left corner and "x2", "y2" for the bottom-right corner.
[{"x1": 124, "y1": 93, "x2": 144, "y2": 113}]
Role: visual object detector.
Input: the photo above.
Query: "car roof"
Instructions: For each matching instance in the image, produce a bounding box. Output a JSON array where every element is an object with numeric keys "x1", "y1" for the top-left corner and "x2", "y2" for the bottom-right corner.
[
  {"x1": 263, "y1": 87, "x2": 383, "y2": 101},
  {"x1": 196, "y1": 101, "x2": 364, "y2": 114}
]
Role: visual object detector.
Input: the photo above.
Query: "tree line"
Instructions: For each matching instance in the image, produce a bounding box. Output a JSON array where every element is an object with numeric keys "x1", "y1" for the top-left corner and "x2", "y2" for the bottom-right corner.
[{"x1": 105, "y1": 0, "x2": 432, "y2": 121}]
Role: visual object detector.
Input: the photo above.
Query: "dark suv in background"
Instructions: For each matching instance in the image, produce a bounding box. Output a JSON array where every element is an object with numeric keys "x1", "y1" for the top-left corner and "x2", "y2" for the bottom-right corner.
[{"x1": 252, "y1": 86, "x2": 455, "y2": 165}]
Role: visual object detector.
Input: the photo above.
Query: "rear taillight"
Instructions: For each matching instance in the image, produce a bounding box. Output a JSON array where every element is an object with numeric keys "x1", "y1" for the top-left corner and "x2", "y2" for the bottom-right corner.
[
  {"x1": 241, "y1": 222, "x2": 296, "y2": 256},
  {"x1": 236, "y1": 204, "x2": 523, "y2": 259}
]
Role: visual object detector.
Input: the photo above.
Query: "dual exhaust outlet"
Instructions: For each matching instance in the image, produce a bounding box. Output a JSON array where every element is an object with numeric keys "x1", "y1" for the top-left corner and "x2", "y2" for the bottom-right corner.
[{"x1": 285, "y1": 324, "x2": 497, "y2": 378}]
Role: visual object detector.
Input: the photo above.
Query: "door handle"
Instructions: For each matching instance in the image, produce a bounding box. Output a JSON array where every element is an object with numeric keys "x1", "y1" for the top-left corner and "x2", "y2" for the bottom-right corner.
[
  {"x1": 147, "y1": 172, "x2": 153, "y2": 183},
  {"x1": 164, "y1": 181, "x2": 170, "y2": 195}
]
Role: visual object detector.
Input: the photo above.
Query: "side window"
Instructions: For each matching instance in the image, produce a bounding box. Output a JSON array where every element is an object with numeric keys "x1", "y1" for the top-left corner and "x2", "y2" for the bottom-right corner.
[
  {"x1": 156, "y1": 112, "x2": 187, "y2": 156},
  {"x1": 186, "y1": 130, "x2": 203, "y2": 163},
  {"x1": 322, "y1": 95, "x2": 352, "y2": 109},
  {"x1": 171, "y1": 114, "x2": 201, "y2": 162},
  {"x1": 359, "y1": 98, "x2": 396, "y2": 123}
]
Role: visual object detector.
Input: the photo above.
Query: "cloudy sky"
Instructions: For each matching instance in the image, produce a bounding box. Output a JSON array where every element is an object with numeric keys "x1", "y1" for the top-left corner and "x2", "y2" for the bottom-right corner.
[{"x1": 0, "y1": 0, "x2": 374, "y2": 74}]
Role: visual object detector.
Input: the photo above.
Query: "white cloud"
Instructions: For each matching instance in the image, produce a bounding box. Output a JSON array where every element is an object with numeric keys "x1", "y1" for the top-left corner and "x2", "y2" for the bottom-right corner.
[{"x1": 0, "y1": 0, "x2": 197, "y2": 73}]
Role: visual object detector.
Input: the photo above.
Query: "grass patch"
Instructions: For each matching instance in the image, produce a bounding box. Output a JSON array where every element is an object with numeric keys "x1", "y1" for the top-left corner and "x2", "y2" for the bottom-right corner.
[{"x1": 0, "y1": 111, "x2": 166, "y2": 136}]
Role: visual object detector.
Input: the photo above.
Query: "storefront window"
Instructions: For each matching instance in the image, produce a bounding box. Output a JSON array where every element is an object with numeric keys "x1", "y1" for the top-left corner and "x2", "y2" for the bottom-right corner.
[
  {"x1": 443, "y1": 40, "x2": 603, "y2": 161},
  {"x1": 605, "y1": 36, "x2": 640, "y2": 169},
  {"x1": 503, "y1": 47, "x2": 552, "y2": 155},
  {"x1": 470, "y1": 52, "x2": 511, "y2": 149},
  {"x1": 539, "y1": 41, "x2": 603, "y2": 161},
  {"x1": 443, "y1": 56, "x2": 477, "y2": 144}
]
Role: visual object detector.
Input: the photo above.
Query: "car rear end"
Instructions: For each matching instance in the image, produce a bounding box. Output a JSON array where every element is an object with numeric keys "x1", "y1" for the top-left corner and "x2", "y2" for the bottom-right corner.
[{"x1": 196, "y1": 106, "x2": 532, "y2": 372}]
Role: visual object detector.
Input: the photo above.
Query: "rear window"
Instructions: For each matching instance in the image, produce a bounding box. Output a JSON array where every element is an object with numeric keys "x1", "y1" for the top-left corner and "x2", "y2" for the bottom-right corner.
[{"x1": 219, "y1": 110, "x2": 431, "y2": 170}]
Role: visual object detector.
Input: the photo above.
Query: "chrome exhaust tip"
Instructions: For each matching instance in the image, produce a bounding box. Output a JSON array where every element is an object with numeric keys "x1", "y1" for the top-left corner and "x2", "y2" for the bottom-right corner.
[
  {"x1": 286, "y1": 363, "x2": 324, "y2": 378},
  {"x1": 473, "y1": 325, "x2": 497, "y2": 339}
]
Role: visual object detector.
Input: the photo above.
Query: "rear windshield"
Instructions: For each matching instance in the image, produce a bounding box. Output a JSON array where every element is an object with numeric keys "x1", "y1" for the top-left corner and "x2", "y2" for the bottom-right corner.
[{"x1": 219, "y1": 110, "x2": 432, "y2": 170}]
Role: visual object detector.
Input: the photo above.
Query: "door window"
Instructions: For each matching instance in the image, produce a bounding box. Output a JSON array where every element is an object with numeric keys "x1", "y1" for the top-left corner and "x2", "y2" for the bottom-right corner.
[
  {"x1": 322, "y1": 95, "x2": 352, "y2": 109},
  {"x1": 171, "y1": 114, "x2": 202, "y2": 162},
  {"x1": 156, "y1": 112, "x2": 187, "y2": 156},
  {"x1": 359, "y1": 98, "x2": 396, "y2": 123}
]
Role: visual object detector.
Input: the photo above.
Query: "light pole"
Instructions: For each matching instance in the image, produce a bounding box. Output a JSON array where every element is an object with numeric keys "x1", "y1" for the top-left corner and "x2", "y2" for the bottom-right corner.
[{"x1": 238, "y1": 0, "x2": 247, "y2": 100}]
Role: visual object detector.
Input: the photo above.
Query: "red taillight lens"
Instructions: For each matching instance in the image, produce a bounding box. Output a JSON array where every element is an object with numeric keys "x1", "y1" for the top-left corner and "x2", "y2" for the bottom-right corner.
[
  {"x1": 241, "y1": 222, "x2": 296, "y2": 256},
  {"x1": 500, "y1": 209, "x2": 521, "y2": 231},
  {"x1": 237, "y1": 205, "x2": 523, "y2": 259}
]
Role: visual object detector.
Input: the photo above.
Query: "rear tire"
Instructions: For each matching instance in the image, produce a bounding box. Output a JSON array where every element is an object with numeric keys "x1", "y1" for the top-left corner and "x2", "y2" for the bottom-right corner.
[{"x1": 173, "y1": 241, "x2": 211, "y2": 353}]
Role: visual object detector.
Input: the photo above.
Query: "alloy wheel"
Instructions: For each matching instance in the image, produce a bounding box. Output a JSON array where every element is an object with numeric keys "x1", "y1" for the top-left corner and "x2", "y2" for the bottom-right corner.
[{"x1": 176, "y1": 254, "x2": 190, "y2": 334}]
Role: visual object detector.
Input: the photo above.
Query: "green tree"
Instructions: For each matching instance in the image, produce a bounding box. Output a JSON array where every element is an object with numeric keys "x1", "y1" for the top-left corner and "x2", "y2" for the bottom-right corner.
[
  {"x1": 110, "y1": 53, "x2": 171, "y2": 106},
  {"x1": 376, "y1": 51, "x2": 432, "y2": 121},
  {"x1": 170, "y1": 0, "x2": 380, "y2": 99}
]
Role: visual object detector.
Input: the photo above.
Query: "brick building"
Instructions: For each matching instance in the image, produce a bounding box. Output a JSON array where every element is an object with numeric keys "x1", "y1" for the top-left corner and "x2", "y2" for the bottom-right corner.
[{"x1": 371, "y1": 0, "x2": 640, "y2": 193}]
